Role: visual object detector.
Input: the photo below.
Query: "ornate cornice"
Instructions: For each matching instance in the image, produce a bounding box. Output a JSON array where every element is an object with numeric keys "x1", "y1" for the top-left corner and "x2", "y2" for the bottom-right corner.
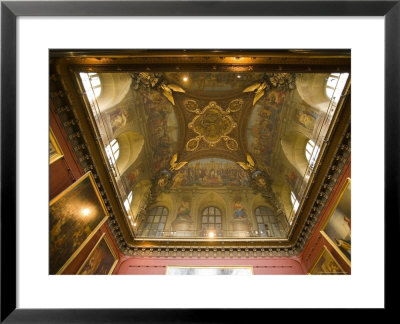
[{"x1": 50, "y1": 53, "x2": 351, "y2": 259}]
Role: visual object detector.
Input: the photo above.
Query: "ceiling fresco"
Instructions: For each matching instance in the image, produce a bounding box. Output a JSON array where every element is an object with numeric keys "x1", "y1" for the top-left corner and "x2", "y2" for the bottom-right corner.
[
  {"x1": 78, "y1": 68, "x2": 349, "y2": 241},
  {"x1": 171, "y1": 158, "x2": 250, "y2": 188}
]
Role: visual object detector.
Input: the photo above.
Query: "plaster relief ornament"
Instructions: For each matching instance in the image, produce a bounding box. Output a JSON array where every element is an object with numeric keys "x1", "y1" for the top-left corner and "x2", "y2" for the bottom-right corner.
[
  {"x1": 131, "y1": 72, "x2": 185, "y2": 105},
  {"x1": 186, "y1": 101, "x2": 240, "y2": 151},
  {"x1": 243, "y1": 73, "x2": 296, "y2": 106}
]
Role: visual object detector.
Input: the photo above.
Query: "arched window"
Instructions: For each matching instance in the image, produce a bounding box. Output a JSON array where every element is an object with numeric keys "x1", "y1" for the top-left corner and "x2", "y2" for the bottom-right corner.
[
  {"x1": 105, "y1": 139, "x2": 120, "y2": 168},
  {"x1": 80, "y1": 72, "x2": 101, "y2": 103},
  {"x1": 139, "y1": 206, "x2": 168, "y2": 237},
  {"x1": 123, "y1": 191, "x2": 133, "y2": 213},
  {"x1": 326, "y1": 73, "x2": 349, "y2": 104},
  {"x1": 305, "y1": 139, "x2": 320, "y2": 170},
  {"x1": 254, "y1": 206, "x2": 281, "y2": 237},
  {"x1": 291, "y1": 191, "x2": 299, "y2": 213},
  {"x1": 201, "y1": 206, "x2": 222, "y2": 237}
]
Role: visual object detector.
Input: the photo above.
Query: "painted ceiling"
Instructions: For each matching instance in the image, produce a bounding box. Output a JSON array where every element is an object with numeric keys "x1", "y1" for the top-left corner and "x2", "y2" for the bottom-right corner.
[{"x1": 79, "y1": 69, "x2": 349, "y2": 241}]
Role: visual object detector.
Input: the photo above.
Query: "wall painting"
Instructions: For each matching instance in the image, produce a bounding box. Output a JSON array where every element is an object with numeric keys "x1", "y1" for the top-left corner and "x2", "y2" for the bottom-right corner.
[
  {"x1": 49, "y1": 172, "x2": 108, "y2": 274},
  {"x1": 77, "y1": 233, "x2": 118, "y2": 275},
  {"x1": 320, "y1": 178, "x2": 351, "y2": 266}
]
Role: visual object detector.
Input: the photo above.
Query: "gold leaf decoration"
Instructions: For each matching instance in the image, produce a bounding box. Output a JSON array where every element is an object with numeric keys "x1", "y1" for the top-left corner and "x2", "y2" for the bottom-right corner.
[
  {"x1": 243, "y1": 82, "x2": 261, "y2": 93},
  {"x1": 167, "y1": 84, "x2": 185, "y2": 93}
]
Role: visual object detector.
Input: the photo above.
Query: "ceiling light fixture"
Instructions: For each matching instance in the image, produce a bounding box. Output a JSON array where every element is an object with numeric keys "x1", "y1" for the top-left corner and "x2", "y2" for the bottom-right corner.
[
  {"x1": 208, "y1": 232, "x2": 215, "y2": 238},
  {"x1": 183, "y1": 76, "x2": 188, "y2": 82}
]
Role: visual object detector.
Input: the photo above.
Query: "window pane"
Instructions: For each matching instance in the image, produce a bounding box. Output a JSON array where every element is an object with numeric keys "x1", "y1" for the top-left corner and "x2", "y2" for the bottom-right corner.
[
  {"x1": 255, "y1": 208, "x2": 260, "y2": 215},
  {"x1": 154, "y1": 216, "x2": 160, "y2": 223},
  {"x1": 161, "y1": 216, "x2": 167, "y2": 223},
  {"x1": 215, "y1": 208, "x2": 221, "y2": 215},
  {"x1": 202, "y1": 216, "x2": 208, "y2": 223},
  {"x1": 256, "y1": 216, "x2": 263, "y2": 223},
  {"x1": 158, "y1": 223, "x2": 164, "y2": 231},
  {"x1": 216, "y1": 224, "x2": 221, "y2": 230},
  {"x1": 152, "y1": 223, "x2": 158, "y2": 230},
  {"x1": 209, "y1": 216, "x2": 214, "y2": 223},
  {"x1": 157, "y1": 207, "x2": 163, "y2": 215},
  {"x1": 215, "y1": 216, "x2": 221, "y2": 223},
  {"x1": 162, "y1": 208, "x2": 168, "y2": 216},
  {"x1": 209, "y1": 207, "x2": 214, "y2": 215},
  {"x1": 148, "y1": 216, "x2": 154, "y2": 223}
]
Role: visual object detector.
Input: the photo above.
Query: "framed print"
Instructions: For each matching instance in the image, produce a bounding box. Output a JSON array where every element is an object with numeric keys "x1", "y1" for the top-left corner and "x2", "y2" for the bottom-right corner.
[
  {"x1": 307, "y1": 246, "x2": 347, "y2": 275},
  {"x1": 49, "y1": 171, "x2": 108, "y2": 274},
  {"x1": 49, "y1": 127, "x2": 63, "y2": 164},
  {"x1": 166, "y1": 266, "x2": 253, "y2": 275},
  {"x1": 320, "y1": 178, "x2": 351, "y2": 266},
  {"x1": 1, "y1": 0, "x2": 397, "y2": 322},
  {"x1": 77, "y1": 233, "x2": 118, "y2": 275}
]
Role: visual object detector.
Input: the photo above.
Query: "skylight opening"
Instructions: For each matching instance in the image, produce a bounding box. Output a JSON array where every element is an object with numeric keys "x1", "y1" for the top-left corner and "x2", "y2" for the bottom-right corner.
[
  {"x1": 325, "y1": 73, "x2": 349, "y2": 105},
  {"x1": 305, "y1": 139, "x2": 320, "y2": 171},
  {"x1": 291, "y1": 191, "x2": 299, "y2": 213},
  {"x1": 105, "y1": 139, "x2": 119, "y2": 167},
  {"x1": 80, "y1": 72, "x2": 101, "y2": 103},
  {"x1": 124, "y1": 191, "x2": 133, "y2": 213}
]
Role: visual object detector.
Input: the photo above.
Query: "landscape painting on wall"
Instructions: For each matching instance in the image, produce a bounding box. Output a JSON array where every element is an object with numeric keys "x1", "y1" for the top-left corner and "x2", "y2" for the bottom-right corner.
[
  {"x1": 308, "y1": 246, "x2": 346, "y2": 275},
  {"x1": 77, "y1": 233, "x2": 118, "y2": 275},
  {"x1": 321, "y1": 178, "x2": 351, "y2": 265},
  {"x1": 49, "y1": 172, "x2": 108, "y2": 274}
]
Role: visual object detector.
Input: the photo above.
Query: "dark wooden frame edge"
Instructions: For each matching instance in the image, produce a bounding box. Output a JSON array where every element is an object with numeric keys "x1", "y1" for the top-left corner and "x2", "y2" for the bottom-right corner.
[{"x1": 1, "y1": 0, "x2": 398, "y2": 322}]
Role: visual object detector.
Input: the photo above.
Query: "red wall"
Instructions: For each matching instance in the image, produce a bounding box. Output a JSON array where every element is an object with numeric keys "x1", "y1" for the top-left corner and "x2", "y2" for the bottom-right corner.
[
  {"x1": 50, "y1": 101, "x2": 122, "y2": 274},
  {"x1": 298, "y1": 157, "x2": 351, "y2": 274},
  {"x1": 114, "y1": 256, "x2": 304, "y2": 275}
]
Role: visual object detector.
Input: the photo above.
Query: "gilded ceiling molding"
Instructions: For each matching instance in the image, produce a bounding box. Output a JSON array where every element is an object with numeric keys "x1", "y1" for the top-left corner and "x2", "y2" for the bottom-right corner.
[
  {"x1": 186, "y1": 101, "x2": 239, "y2": 152},
  {"x1": 50, "y1": 55, "x2": 350, "y2": 259}
]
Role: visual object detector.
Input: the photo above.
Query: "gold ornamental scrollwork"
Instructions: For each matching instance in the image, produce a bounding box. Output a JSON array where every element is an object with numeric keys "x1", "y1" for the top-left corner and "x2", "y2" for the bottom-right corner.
[
  {"x1": 184, "y1": 99, "x2": 200, "y2": 113},
  {"x1": 186, "y1": 101, "x2": 238, "y2": 151}
]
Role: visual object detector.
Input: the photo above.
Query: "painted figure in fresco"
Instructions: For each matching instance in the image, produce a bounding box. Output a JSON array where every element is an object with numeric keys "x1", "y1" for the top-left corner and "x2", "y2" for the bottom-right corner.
[
  {"x1": 233, "y1": 201, "x2": 247, "y2": 219},
  {"x1": 296, "y1": 110, "x2": 318, "y2": 130},
  {"x1": 176, "y1": 201, "x2": 191, "y2": 221},
  {"x1": 172, "y1": 171, "x2": 185, "y2": 187},
  {"x1": 265, "y1": 89, "x2": 286, "y2": 107},
  {"x1": 286, "y1": 170, "x2": 298, "y2": 191},
  {"x1": 110, "y1": 108, "x2": 128, "y2": 133}
]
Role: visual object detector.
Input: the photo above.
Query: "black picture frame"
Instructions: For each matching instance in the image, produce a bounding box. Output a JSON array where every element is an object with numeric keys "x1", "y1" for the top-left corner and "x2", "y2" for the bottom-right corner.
[{"x1": 1, "y1": 0, "x2": 398, "y2": 322}]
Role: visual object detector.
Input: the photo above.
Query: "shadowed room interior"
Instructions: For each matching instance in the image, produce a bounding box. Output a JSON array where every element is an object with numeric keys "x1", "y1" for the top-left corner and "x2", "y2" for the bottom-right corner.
[{"x1": 49, "y1": 50, "x2": 351, "y2": 275}]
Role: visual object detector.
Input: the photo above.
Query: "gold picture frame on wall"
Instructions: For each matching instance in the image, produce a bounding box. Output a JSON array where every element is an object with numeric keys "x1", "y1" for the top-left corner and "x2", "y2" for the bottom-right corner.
[
  {"x1": 320, "y1": 178, "x2": 351, "y2": 267},
  {"x1": 308, "y1": 246, "x2": 347, "y2": 275},
  {"x1": 77, "y1": 233, "x2": 118, "y2": 275},
  {"x1": 49, "y1": 172, "x2": 109, "y2": 274},
  {"x1": 49, "y1": 128, "x2": 63, "y2": 164}
]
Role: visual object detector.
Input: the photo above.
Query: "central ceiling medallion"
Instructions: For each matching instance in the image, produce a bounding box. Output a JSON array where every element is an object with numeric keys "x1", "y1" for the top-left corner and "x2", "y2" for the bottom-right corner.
[{"x1": 186, "y1": 100, "x2": 242, "y2": 152}]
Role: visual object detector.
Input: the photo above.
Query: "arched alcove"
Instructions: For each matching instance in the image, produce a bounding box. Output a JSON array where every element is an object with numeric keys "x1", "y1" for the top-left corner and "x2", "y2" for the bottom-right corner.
[
  {"x1": 96, "y1": 73, "x2": 132, "y2": 112},
  {"x1": 116, "y1": 131, "x2": 144, "y2": 175},
  {"x1": 296, "y1": 73, "x2": 330, "y2": 111},
  {"x1": 281, "y1": 132, "x2": 310, "y2": 176}
]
